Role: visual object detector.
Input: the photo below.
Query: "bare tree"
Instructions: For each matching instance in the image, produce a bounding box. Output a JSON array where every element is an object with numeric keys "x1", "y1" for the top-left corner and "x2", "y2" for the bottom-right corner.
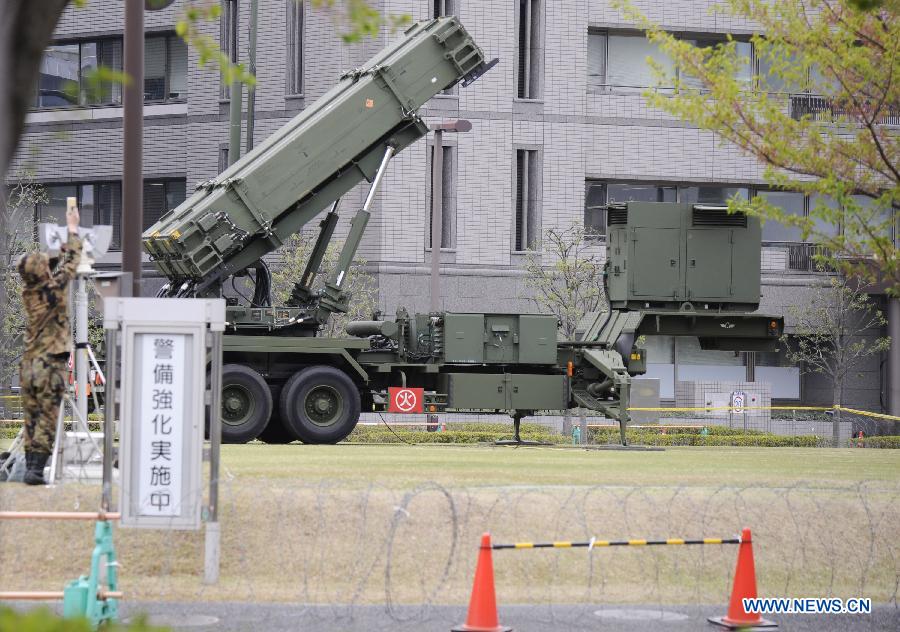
[
  {"x1": 522, "y1": 224, "x2": 606, "y2": 341},
  {"x1": 270, "y1": 234, "x2": 377, "y2": 337},
  {"x1": 1, "y1": 173, "x2": 46, "y2": 385},
  {"x1": 782, "y1": 275, "x2": 890, "y2": 446},
  {"x1": 523, "y1": 224, "x2": 606, "y2": 438}
]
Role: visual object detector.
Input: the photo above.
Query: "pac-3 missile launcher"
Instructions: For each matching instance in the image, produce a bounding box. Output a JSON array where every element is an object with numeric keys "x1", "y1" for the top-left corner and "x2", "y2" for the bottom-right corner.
[{"x1": 143, "y1": 17, "x2": 781, "y2": 446}]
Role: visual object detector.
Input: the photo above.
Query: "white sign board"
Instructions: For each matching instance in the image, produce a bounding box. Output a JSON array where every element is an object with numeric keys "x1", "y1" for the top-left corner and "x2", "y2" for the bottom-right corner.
[
  {"x1": 108, "y1": 298, "x2": 225, "y2": 530},
  {"x1": 137, "y1": 333, "x2": 186, "y2": 517},
  {"x1": 731, "y1": 391, "x2": 747, "y2": 415}
]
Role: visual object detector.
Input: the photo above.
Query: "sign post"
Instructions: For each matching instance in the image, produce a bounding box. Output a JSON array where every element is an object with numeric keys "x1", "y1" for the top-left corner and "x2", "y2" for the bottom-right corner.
[{"x1": 103, "y1": 299, "x2": 224, "y2": 552}]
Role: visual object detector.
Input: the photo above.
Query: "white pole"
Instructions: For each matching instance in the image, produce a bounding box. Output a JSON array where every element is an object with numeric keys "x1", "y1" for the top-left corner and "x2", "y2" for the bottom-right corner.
[{"x1": 75, "y1": 276, "x2": 89, "y2": 423}]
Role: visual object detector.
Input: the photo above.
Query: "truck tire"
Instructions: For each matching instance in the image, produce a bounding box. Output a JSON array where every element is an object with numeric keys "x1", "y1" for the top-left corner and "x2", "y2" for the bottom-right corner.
[
  {"x1": 279, "y1": 365, "x2": 361, "y2": 444},
  {"x1": 220, "y1": 364, "x2": 272, "y2": 443}
]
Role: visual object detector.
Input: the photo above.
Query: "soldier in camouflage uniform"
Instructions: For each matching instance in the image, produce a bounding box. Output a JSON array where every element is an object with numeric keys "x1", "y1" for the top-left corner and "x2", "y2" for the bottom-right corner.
[{"x1": 17, "y1": 204, "x2": 82, "y2": 485}]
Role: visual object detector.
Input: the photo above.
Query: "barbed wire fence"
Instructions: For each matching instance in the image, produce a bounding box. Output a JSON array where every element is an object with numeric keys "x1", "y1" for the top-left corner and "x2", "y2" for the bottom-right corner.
[{"x1": 1, "y1": 468, "x2": 898, "y2": 627}]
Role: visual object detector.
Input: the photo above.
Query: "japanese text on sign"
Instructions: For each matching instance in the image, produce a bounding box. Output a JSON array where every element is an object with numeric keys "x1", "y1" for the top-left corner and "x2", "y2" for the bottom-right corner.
[{"x1": 138, "y1": 334, "x2": 185, "y2": 516}]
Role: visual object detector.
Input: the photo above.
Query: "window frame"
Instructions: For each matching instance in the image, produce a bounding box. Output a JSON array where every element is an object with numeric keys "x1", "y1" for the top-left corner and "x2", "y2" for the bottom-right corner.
[
  {"x1": 144, "y1": 33, "x2": 188, "y2": 104},
  {"x1": 286, "y1": 0, "x2": 304, "y2": 96},
  {"x1": 426, "y1": 143, "x2": 457, "y2": 251},
  {"x1": 34, "y1": 37, "x2": 123, "y2": 109},
  {"x1": 34, "y1": 181, "x2": 123, "y2": 250},
  {"x1": 516, "y1": 0, "x2": 544, "y2": 101},
  {"x1": 33, "y1": 32, "x2": 186, "y2": 110},
  {"x1": 221, "y1": 0, "x2": 239, "y2": 100},
  {"x1": 583, "y1": 179, "x2": 749, "y2": 240},
  {"x1": 587, "y1": 28, "x2": 753, "y2": 94},
  {"x1": 513, "y1": 147, "x2": 542, "y2": 252},
  {"x1": 143, "y1": 178, "x2": 188, "y2": 232}
]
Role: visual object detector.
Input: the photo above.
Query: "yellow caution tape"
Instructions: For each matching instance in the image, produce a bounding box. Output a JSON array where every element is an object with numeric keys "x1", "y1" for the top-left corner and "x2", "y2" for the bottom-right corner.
[
  {"x1": 626, "y1": 406, "x2": 831, "y2": 412},
  {"x1": 835, "y1": 407, "x2": 900, "y2": 422}
]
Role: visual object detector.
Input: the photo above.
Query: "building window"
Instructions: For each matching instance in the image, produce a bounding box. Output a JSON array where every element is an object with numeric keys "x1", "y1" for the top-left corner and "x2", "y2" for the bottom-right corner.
[
  {"x1": 221, "y1": 0, "x2": 239, "y2": 99},
  {"x1": 143, "y1": 179, "x2": 187, "y2": 231},
  {"x1": 680, "y1": 185, "x2": 749, "y2": 205},
  {"x1": 756, "y1": 190, "x2": 805, "y2": 243},
  {"x1": 514, "y1": 149, "x2": 541, "y2": 251},
  {"x1": 287, "y1": 0, "x2": 304, "y2": 95},
  {"x1": 144, "y1": 34, "x2": 188, "y2": 102},
  {"x1": 36, "y1": 182, "x2": 122, "y2": 250},
  {"x1": 517, "y1": 0, "x2": 543, "y2": 99},
  {"x1": 427, "y1": 144, "x2": 455, "y2": 249},
  {"x1": 433, "y1": 0, "x2": 455, "y2": 18},
  {"x1": 588, "y1": 30, "x2": 673, "y2": 92},
  {"x1": 34, "y1": 34, "x2": 185, "y2": 109},
  {"x1": 35, "y1": 40, "x2": 123, "y2": 108},
  {"x1": 219, "y1": 144, "x2": 230, "y2": 173},
  {"x1": 587, "y1": 29, "x2": 750, "y2": 93},
  {"x1": 584, "y1": 180, "x2": 677, "y2": 238}
]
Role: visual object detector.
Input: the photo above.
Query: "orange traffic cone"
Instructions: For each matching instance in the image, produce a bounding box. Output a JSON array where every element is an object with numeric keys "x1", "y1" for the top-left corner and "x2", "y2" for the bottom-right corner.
[
  {"x1": 452, "y1": 533, "x2": 512, "y2": 632},
  {"x1": 709, "y1": 528, "x2": 777, "y2": 629}
]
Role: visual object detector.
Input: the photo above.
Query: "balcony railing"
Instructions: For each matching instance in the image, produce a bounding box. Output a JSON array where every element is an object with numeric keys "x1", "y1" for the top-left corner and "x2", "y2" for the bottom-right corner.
[
  {"x1": 787, "y1": 242, "x2": 834, "y2": 272},
  {"x1": 790, "y1": 94, "x2": 900, "y2": 126}
]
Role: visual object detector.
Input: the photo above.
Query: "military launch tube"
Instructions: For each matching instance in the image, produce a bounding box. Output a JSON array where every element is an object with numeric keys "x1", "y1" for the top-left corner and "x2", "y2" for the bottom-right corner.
[
  {"x1": 142, "y1": 17, "x2": 487, "y2": 295},
  {"x1": 346, "y1": 320, "x2": 400, "y2": 338}
]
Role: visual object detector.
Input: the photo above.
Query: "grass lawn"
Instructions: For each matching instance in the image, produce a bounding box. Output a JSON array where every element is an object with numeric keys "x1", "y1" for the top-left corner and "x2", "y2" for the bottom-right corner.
[
  {"x1": 224, "y1": 443, "x2": 900, "y2": 488},
  {"x1": 2, "y1": 444, "x2": 898, "y2": 606}
]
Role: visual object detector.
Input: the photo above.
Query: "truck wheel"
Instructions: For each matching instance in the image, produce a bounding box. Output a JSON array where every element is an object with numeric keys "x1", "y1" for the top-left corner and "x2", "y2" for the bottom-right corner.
[
  {"x1": 220, "y1": 364, "x2": 272, "y2": 443},
  {"x1": 280, "y1": 365, "x2": 361, "y2": 444}
]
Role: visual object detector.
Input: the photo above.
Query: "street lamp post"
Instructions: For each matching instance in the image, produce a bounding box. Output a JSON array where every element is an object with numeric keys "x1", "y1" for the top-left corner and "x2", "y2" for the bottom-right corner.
[
  {"x1": 123, "y1": 0, "x2": 144, "y2": 298},
  {"x1": 428, "y1": 120, "x2": 471, "y2": 313},
  {"x1": 427, "y1": 120, "x2": 470, "y2": 433}
]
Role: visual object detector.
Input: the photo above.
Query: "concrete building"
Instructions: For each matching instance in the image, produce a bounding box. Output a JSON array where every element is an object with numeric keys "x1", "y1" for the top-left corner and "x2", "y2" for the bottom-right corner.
[{"x1": 9, "y1": 0, "x2": 894, "y2": 412}]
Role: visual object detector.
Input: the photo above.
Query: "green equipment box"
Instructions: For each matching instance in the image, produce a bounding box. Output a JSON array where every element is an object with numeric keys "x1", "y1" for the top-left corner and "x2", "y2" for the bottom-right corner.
[
  {"x1": 440, "y1": 373, "x2": 568, "y2": 411},
  {"x1": 606, "y1": 202, "x2": 761, "y2": 310},
  {"x1": 441, "y1": 313, "x2": 558, "y2": 365}
]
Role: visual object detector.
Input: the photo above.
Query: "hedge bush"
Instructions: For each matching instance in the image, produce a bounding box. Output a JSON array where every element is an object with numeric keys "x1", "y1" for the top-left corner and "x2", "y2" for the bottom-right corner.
[
  {"x1": 848, "y1": 435, "x2": 900, "y2": 449},
  {"x1": 347, "y1": 422, "x2": 558, "y2": 444},
  {"x1": 589, "y1": 427, "x2": 822, "y2": 447}
]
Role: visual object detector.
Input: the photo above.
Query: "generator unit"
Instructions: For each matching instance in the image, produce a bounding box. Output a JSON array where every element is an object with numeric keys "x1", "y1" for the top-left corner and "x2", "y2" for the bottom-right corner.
[{"x1": 605, "y1": 202, "x2": 762, "y2": 311}]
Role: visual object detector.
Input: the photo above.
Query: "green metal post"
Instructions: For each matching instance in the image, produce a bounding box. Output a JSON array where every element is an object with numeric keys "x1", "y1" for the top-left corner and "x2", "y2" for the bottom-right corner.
[{"x1": 63, "y1": 520, "x2": 118, "y2": 628}]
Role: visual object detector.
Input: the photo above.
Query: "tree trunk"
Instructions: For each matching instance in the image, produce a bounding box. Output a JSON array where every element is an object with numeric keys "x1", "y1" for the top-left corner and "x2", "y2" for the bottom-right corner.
[{"x1": 833, "y1": 381, "x2": 843, "y2": 448}]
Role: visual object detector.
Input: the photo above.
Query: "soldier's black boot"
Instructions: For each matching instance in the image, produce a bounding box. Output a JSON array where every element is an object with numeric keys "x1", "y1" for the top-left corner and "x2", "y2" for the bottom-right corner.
[{"x1": 23, "y1": 451, "x2": 49, "y2": 486}]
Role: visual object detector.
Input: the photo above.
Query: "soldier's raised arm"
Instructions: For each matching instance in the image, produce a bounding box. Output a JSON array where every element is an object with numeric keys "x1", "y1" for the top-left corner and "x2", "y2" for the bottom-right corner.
[{"x1": 50, "y1": 199, "x2": 83, "y2": 287}]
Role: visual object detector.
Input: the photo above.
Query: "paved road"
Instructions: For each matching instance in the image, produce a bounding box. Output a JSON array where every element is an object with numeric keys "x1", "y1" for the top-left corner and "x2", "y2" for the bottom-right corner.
[{"x1": 116, "y1": 601, "x2": 899, "y2": 632}]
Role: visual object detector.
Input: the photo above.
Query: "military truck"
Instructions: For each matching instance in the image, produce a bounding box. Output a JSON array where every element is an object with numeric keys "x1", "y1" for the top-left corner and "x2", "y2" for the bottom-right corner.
[{"x1": 143, "y1": 16, "x2": 782, "y2": 445}]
